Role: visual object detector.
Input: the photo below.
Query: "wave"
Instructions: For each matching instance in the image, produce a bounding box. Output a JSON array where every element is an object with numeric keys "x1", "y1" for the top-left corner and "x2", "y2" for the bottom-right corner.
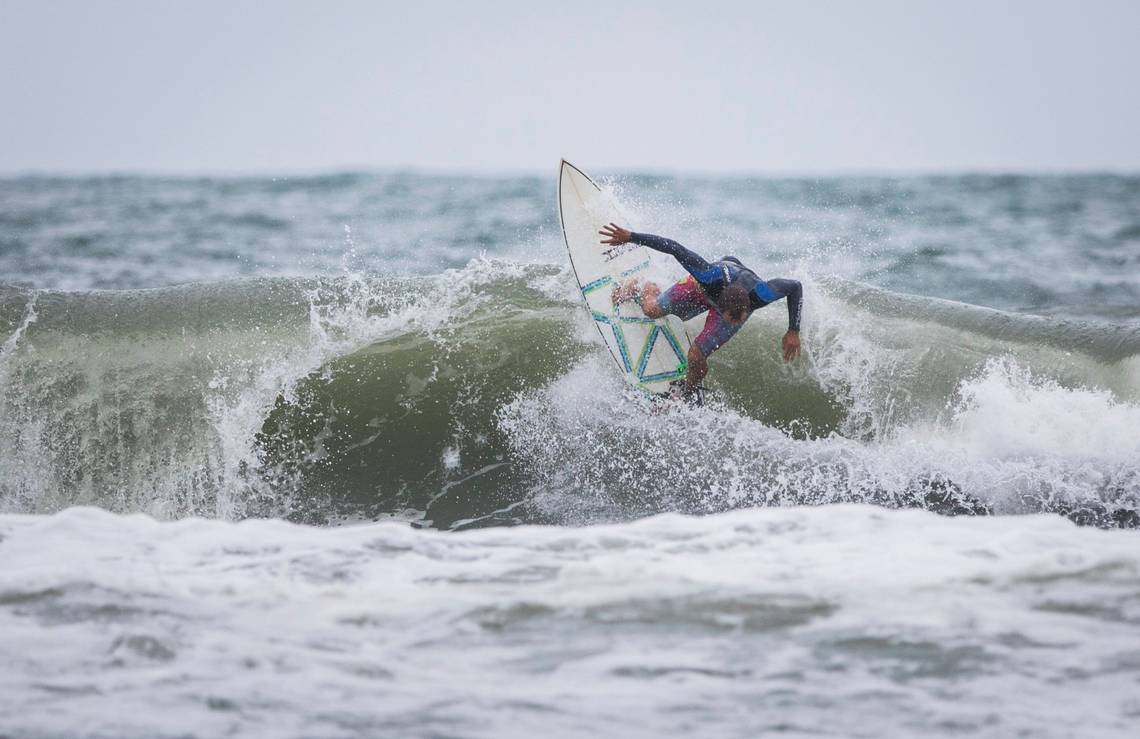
[
  {"x1": 2, "y1": 503, "x2": 1137, "y2": 737},
  {"x1": 2, "y1": 260, "x2": 1139, "y2": 528}
]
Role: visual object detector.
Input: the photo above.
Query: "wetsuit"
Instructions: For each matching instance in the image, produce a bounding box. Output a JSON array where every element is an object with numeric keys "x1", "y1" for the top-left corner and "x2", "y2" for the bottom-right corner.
[{"x1": 630, "y1": 232, "x2": 803, "y2": 357}]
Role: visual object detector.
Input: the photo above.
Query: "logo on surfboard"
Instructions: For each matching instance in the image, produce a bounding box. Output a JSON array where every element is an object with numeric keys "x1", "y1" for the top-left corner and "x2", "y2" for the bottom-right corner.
[{"x1": 602, "y1": 242, "x2": 640, "y2": 262}]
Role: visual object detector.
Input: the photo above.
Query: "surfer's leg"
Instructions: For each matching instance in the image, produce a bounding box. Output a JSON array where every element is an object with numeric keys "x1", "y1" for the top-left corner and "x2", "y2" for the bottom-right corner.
[
  {"x1": 693, "y1": 308, "x2": 743, "y2": 358},
  {"x1": 638, "y1": 283, "x2": 664, "y2": 318},
  {"x1": 654, "y1": 276, "x2": 709, "y2": 321},
  {"x1": 685, "y1": 345, "x2": 709, "y2": 388},
  {"x1": 613, "y1": 279, "x2": 669, "y2": 318}
]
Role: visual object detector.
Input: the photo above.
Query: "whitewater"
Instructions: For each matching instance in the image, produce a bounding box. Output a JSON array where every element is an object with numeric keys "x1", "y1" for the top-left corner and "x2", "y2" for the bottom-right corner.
[{"x1": 2, "y1": 172, "x2": 1139, "y2": 737}]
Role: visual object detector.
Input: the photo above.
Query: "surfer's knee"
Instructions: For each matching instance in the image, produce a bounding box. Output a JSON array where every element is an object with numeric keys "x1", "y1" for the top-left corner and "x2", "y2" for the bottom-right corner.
[{"x1": 640, "y1": 283, "x2": 665, "y2": 318}]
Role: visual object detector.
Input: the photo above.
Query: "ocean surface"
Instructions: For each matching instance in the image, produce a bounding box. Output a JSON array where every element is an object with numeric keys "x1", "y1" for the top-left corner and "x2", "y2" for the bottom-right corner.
[{"x1": 2, "y1": 171, "x2": 1139, "y2": 737}]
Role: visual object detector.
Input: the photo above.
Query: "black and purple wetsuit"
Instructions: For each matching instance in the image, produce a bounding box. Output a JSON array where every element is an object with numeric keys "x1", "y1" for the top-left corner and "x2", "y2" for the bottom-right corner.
[{"x1": 631, "y1": 232, "x2": 803, "y2": 356}]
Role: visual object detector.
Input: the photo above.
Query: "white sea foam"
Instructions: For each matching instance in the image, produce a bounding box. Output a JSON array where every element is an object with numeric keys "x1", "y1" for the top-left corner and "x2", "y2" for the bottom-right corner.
[
  {"x1": 1, "y1": 504, "x2": 1137, "y2": 738},
  {"x1": 500, "y1": 345, "x2": 1140, "y2": 524}
]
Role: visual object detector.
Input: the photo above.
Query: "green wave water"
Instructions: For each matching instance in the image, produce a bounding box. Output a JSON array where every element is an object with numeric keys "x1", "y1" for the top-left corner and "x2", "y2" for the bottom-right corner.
[{"x1": 3, "y1": 265, "x2": 1137, "y2": 528}]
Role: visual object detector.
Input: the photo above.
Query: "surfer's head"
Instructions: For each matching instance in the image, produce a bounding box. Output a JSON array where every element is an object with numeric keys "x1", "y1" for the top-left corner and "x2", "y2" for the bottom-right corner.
[{"x1": 718, "y1": 284, "x2": 750, "y2": 325}]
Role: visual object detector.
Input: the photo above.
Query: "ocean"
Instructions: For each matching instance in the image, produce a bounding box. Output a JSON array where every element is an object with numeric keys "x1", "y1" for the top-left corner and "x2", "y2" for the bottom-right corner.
[{"x1": 1, "y1": 171, "x2": 1139, "y2": 737}]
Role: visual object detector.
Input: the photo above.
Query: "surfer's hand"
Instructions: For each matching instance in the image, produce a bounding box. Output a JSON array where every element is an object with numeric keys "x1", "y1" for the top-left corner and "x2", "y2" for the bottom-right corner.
[
  {"x1": 599, "y1": 223, "x2": 632, "y2": 246},
  {"x1": 782, "y1": 330, "x2": 801, "y2": 362}
]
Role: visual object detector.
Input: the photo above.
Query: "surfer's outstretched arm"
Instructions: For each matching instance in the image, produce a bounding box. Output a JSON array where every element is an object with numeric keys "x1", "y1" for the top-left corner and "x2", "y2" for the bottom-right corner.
[
  {"x1": 762, "y1": 278, "x2": 803, "y2": 361},
  {"x1": 749, "y1": 277, "x2": 802, "y2": 361},
  {"x1": 599, "y1": 224, "x2": 719, "y2": 284},
  {"x1": 630, "y1": 233, "x2": 723, "y2": 285},
  {"x1": 764, "y1": 278, "x2": 803, "y2": 332}
]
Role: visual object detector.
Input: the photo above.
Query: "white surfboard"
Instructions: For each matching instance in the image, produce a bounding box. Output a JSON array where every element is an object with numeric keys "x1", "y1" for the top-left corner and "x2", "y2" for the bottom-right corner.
[{"x1": 557, "y1": 160, "x2": 691, "y2": 395}]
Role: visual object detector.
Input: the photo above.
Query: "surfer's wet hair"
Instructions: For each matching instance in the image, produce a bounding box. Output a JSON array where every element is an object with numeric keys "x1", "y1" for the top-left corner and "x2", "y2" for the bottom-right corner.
[{"x1": 719, "y1": 284, "x2": 750, "y2": 321}]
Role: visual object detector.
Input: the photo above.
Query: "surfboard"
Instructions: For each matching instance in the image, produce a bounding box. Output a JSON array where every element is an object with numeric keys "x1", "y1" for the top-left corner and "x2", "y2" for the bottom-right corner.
[{"x1": 557, "y1": 160, "x2": 691, "y2": 395}]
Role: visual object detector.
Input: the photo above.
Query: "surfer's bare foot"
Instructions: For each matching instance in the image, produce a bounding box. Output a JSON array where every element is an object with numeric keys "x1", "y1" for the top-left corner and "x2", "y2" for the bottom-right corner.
[{"x1": 612, "y1": 278, "x2": 641, "y2": 306}]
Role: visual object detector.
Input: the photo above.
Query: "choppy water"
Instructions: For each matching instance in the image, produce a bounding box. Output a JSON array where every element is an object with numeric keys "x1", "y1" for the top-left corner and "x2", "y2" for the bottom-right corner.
[{"x1": 2, "y1": 171, "x2": 1139, "y2": 737}]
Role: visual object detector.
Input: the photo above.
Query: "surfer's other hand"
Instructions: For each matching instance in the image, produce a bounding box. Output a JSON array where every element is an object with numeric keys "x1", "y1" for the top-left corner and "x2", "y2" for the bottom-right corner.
[
  {"x1": 599, "y1": 223, "x2": 632, "y2": 246},
  {"x1": 782, "y1": 330, "x2": 801, "y2": 362}
]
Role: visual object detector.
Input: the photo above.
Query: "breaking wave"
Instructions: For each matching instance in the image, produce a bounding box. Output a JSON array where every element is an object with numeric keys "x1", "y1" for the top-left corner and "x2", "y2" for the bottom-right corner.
[{"x1": 2, "y1": 259, "x2": 1138, "y2": 528}]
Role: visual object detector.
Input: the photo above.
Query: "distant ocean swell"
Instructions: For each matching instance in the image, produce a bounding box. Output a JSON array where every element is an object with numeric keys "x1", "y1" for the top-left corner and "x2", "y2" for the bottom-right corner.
[{"x1": 1, "y1": 259, "x2": 1139, "y2": 529}]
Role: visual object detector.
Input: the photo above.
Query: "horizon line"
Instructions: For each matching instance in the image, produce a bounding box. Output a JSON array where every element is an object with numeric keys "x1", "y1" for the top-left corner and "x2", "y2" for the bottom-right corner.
[{"x1": 2, "y1": 163, "x2": 1139, "y2": 180}]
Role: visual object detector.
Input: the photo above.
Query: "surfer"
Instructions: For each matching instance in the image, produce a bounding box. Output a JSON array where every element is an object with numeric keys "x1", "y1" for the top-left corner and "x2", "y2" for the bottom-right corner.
[{"x1": 600, "y1": 223, "x2": 802, "y2": 397}]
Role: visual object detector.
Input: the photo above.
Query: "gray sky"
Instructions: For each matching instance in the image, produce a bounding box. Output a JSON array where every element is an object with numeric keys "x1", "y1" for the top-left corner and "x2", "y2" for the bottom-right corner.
[{"x1": 2, "y1": 0, "x2": 1138, "y2": 174}]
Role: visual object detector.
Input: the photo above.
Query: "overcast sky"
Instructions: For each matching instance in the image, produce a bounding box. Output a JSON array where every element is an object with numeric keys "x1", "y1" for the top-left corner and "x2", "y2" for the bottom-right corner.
[{"x1": 2, "y1": 0, "x2": 1137, "y2": 174}]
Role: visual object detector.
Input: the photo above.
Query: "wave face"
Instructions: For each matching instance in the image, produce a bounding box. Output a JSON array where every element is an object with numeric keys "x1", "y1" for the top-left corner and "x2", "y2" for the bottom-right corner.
[{"x1": 3, "y1": 261, "x2": 1138, "y2": 528}]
